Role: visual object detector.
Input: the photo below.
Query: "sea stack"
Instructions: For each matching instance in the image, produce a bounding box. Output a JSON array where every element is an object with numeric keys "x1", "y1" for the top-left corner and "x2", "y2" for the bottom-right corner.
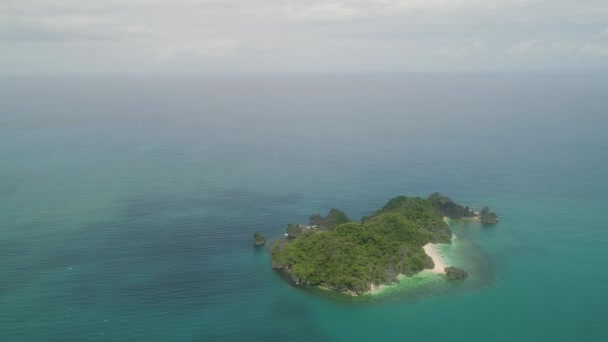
[
  {"x1": 253, "y1": 233, "x2": 266, "y2": 246},
  {"x1": 477, "y1": 207, "x2": 499, "y2": 224},
  {"x1": 445, "y1": 266, "x2": 469, "y2": 279}
]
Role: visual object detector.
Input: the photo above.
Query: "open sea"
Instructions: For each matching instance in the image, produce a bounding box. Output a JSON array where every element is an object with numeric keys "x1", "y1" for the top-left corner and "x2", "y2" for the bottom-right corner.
[{"x1": 1, "y1": 74, "x2": 607, "y2": 341}]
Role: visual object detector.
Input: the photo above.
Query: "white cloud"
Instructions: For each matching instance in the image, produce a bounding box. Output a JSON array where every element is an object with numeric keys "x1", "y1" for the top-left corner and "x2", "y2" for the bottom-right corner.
[
  {"x1": 507, "y1": 40, "x2": 546, "y2": 55},
  {"x1": 436, "y1": 40, "x2": 487, "y2": 58},
  {"x1": 0, "y1": 13, "x2": 115, "y2": 41},
  {"x1": 472, "y1": 40, "x2": 487, "y2": 50},
  {"x1": 506, "y1": 40, "x2": 580, "y2": 57},
  {"x1": 2, "y1": 0, "x2": 608, "y2": 74},
  {"x1": 581, "y1": 43, "x2": 608, "y2": 56},
  {"x1": 293, "y1": 3, "x2": 363, "y2": 21},
  {"x1": 120, "y1": 25, "x2": 155, "y2": 35},
  {"x1": 157, "y1": 39, "x2": 239, "y2": 61}
]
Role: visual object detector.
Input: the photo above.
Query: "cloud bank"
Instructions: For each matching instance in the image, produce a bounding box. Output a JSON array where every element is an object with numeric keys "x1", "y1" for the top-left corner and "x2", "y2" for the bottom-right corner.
[{"x1": 1, "y1": 0, "x2": 607, "y2": 74}]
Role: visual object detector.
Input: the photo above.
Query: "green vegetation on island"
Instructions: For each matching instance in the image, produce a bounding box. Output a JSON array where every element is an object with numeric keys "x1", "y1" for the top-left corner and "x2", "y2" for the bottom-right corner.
[
  {"x1": 478, "y1": 207, "x2": 499, "y2": 224},
  {"x1": 445, "y1": 266, "x2": 469, "y2": 279},
  {"x1": 253, "y1": 233, "x2": 266, "y2": 246},
  {"x1": 285, "y1": 209, "x2": 351, "y2": 238},
  {"x1": 270, "y1": 193, "x2": 498, "y2": 295},
  {"x1": 309, "y1": 208, "x2": 350, "y2": 230},
  {"x1": 427, "y1": 192, "x2": 475, "y2": 219},
  {"x1": 428, "y1": 192, "x2": 498, "y2": 224}
]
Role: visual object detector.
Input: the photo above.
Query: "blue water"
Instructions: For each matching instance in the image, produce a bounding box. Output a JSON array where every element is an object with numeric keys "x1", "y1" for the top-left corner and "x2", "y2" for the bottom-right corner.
[{"x1": 1, "y1": 74, "x2": 607, "y2": 341}]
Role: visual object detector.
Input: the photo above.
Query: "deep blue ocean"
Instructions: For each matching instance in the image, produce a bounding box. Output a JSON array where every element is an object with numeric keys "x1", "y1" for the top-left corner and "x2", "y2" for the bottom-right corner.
[{"x1": 1, "y1": 74, "x2": 607, "y2": 341}]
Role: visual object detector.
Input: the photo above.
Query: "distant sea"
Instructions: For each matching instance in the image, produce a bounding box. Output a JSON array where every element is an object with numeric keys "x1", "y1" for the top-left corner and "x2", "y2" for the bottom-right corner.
[{"x1": 1, "y1": 74, "x2": 607, "y2": 341}]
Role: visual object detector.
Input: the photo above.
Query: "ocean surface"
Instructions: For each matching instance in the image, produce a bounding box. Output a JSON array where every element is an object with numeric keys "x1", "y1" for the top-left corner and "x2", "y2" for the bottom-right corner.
[{"x1": 1, "y1": 74, "x2": 607, "y2": 341}]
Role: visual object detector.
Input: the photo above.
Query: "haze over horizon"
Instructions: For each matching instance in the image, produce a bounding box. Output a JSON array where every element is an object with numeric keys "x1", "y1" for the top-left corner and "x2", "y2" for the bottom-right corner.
[
  {"x1": 3, "y1": 3, "x2": 608, "y2": 341},
  {"x1": 2, "y1": 0, "x2": 608, "y2": 76}
]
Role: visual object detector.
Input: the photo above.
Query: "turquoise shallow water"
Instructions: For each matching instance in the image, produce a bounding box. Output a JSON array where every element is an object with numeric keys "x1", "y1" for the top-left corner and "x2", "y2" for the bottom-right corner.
[{"x1": 1, "y1": 75, "x2": 607, "y2": 341}]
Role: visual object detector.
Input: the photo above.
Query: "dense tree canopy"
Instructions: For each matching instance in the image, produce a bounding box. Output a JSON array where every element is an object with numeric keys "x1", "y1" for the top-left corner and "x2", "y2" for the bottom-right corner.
[
  {"x1": 286, "y1": 224, "x2": 303, "y2": 238},
  {"x1": 253, "y1": 233, "x2": 266, "y2": 246},
  {"x1": 479, "y1": 207, "x2": 499, "y2": 224},
  {"x1": 309, "y1": 208, "x2": 350, "y2": 230},
  {"x1": 427, "y1": 192, "x2": 475, "y2": 219},
  {"x1": 272, "y1": 196, "x2": 451, "y2": 294}
]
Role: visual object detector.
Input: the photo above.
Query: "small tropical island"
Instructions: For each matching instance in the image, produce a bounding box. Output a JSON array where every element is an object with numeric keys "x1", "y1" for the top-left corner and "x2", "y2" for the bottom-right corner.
[
  {"x1": 270, "y1": 193, "x2": 497, "y2": 296},
  {"x1": 253, "y1": 233, "x2": 266, "y2": 246}
]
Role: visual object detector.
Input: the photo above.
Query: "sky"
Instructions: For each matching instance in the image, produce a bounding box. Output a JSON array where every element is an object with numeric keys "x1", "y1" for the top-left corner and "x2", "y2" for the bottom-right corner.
[{"x1": 1, "y1": 0, "x2": 607, "y2": 75}]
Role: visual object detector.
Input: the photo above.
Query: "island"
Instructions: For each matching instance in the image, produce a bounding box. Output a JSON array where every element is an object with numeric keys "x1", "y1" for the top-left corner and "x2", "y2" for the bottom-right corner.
[
  {"x1": 427, "y1": 192, "x2": 498, "y2": 223},
  {"x1": 478, "y1": 206, "x2": 499, "y2": 224},
  {"x1": 253, "y1": 233, "x2": 266, "y2": 246},
  {"x1": 270, "y1": 193, "x2": 497, "y2": 296},
  {"x1": 445, "y1": 266, "x2": 469, "y2": 279}
]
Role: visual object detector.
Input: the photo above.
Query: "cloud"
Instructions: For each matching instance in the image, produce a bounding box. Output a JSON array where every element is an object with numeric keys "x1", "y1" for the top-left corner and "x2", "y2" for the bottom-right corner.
[
  {"x1": 0, "y1": 15, "x2": 112, "y2": 42},
  {"x1": 506, "y1": 40, "x2": 546, "y2": 55},
  {"x1": 293, "y1": 3, "x2": 363, "y2": 21},
  {"x1": 581, "y1": 43, "x2": 608, "y2": 57},
  {"x1": 436, "y1": 40, "x2": 487, "y2": 58},
  {"x1": 157, "y1": 40, "x2": 239, "y2": 61},
  {"x1": 0, "y1": 10, "x2": 159, "y2": 42},
  {"x1": 1, "y1": 0, "x2": 182, "y2": 15},
  {"x1": 506, "y1": 40, "x2": 582, "y2": 58},
  {"x1": 2, "y1": 0, "x2": 608, "y2": 74},
  {"x1": 472, "y1": 40, "x2": 486, "y2": 50},
  {"x1": 120, "y1": 25, "x2": 155, "y2": 35}
]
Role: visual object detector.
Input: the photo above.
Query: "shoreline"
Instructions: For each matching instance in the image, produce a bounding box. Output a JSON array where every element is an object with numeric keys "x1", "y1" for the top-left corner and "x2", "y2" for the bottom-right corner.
[
  {"x1": 369, "y1": 242, "x2": 449, "y2": 295},
  {"x1": 287, "y1": 216, "x2": 456, "y2": 297},
  {"x1": 423, "y1": 243, "x2": 447, "y2": 274}
]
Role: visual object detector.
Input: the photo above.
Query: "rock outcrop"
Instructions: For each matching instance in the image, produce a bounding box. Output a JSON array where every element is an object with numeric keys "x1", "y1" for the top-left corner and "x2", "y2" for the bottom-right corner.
[
  {"x1": 427, "y1": 192, "x2": 476, "y2": 219},
  {"x1": 253, "y1": 233, "x2": 266, "y2": 246},
  {"x1": 478, "y1": 207, "x2": 499, "y2": 224},
  {"x1": 445, "y1": 266, "x2": 469, "y2": 279}
]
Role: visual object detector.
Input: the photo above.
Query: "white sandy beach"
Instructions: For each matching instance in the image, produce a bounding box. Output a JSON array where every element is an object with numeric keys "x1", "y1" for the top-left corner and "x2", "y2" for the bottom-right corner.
[
  {"x1": 423, "y1": 243, "x2": 447, "y2": 274},
  {"x1": 369, "y1": 242, "x2": 448, "y2": 295}
]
